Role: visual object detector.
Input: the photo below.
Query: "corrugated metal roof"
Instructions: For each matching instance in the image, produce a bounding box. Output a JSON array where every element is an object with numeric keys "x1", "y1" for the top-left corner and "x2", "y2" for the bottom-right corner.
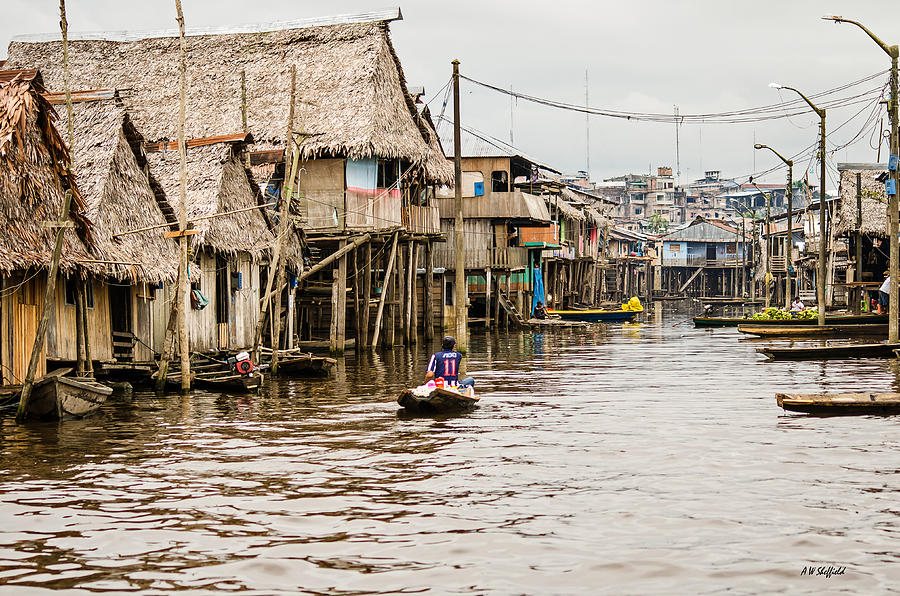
[{"x1": 12, "y1": 7, "x2": 403, "y2": 42}]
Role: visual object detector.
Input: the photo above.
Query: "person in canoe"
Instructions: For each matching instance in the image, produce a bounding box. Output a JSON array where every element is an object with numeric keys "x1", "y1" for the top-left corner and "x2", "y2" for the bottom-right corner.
[{"x1": 425, "y1": 336, "x2": 474, "y2": 388}]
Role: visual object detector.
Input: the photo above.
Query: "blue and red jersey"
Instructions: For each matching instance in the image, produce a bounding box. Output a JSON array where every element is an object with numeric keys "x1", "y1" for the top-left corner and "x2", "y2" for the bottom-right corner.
[{"x1": 427, "y1": 350, "x2": 462, "y2": 383}]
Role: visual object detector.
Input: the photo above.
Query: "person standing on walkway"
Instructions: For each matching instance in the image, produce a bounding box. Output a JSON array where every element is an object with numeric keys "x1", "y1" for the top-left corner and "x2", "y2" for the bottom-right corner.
[{"x1": 878, "y1": 273, "x2": 891, "y2": 314}]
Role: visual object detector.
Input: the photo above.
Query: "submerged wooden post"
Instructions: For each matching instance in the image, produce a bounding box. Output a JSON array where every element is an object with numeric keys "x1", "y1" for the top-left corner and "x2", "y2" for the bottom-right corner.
[
  {"x1": 371, "y1": 232, "x2": 399, "y2": 349},
  {"x1": 174, "y1": 0, "x2": 192, "y2": 391},
  {"x1": 409, "y1": 242, "x2": 418, "y2": 344},
  {"x1": 75, "y1": 279, "x2": 85, "y2": 376},
  {"x1": 352, "y1": 247, "x2": 362, "y2": 352},
  {"x1": 80, "y1": 279, "x2": 93, "y2": 375},
  {"x1": 362, "y1": 241, "x2": 372, "y2": 347},
  {"x1": 330, "y1": 243, "x2": 347, "y2": 354},
  {"x1": 485, "y1": 267, "x2": 492, "y2": 329},
  {"x1": 406, "y1": 240, "x2": 415, "y2": 343},
  {"x1": 397, "y1": 241, "x2": 407, "y2": 344},
  {"x1": 424, "y1": 240, "x2": 434, "y2": 341}
]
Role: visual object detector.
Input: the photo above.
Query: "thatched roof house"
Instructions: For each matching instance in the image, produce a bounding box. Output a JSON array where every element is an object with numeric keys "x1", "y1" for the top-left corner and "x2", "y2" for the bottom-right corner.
[
  {"x1": 834, "y1": 163, "x2": 888, "y2": 238},
  {"x1": 145, "y1": 143, "x2": 277, "y2": 261},
  {"x1": 0, "y1": 72, "x2": 94, "y2": 275},
  {"x1": 69, "y1": 99, "x2": 181, "y2": 282},
  {"x1": 6, "y1": 10, "x2": 453, "y2": 184}
]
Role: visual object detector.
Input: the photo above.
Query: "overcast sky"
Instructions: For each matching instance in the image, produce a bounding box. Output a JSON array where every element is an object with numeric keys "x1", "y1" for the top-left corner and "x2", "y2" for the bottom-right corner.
[{"x1": 5, "y1": 1, "x2": 900, "y2": 192}]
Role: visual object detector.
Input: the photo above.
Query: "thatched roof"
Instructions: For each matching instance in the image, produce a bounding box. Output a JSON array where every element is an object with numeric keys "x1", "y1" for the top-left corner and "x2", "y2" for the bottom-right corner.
[
  {"x1": 69, "y1": 99, "x2": 180, "y2": 282},
  {"x1": 835, "y1": 163, "x2": 888, "y2": 238},
  {"x1": 7, "y1": 18, "x2": 453, "y2": 184},
  {"x1": 0, "y1": 74, "x2": 95, "y2": 275},
  {"x1": 145, "y1": 144, "x2": 278, "y2": 260}
]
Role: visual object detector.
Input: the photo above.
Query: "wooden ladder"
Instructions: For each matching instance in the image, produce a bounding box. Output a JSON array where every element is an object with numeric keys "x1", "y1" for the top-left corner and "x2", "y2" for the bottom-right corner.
[{"x1": 497, "y1": 290, "x2": 528, "y2": 327}]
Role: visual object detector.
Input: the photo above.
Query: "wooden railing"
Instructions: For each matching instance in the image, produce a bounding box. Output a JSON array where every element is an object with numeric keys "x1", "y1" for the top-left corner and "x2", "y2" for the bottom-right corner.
[
  {"x1": 405, "y1": 205, "x2": 440, "y2": 234},
  {"x1": 433, "y1": 245, "x2": 529, "y2": 270}
]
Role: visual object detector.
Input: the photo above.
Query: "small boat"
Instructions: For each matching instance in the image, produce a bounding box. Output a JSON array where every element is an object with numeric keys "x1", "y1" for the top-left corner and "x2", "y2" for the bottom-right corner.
[
  {"x1": 3, "y1": 369, "x2": 113, "y2": 421},
  {"x1": 549, "y1": 296, "x2": 643, "y2": 323},
  {"x1": 159, "y1": 353, "x2": 264, "y2": 393},
  {"x1": 737, "y1": 324, "x2": 888, "y2": 338},
  {"x1": 694, "y1": 313, "x2": 888, "y2": 328},
  {"x1": 777, "y1": 392, "x2": 900, "y2": 415},
  {"x1": 548, "y1": 308, "x2": 640, "y2": 322},
  {"x1": 264, "y1": 350, "x2": 336, "y2": 378},
  {"x1": 758, "y1": 342, "x2": 900, "y2": 361},
  {"x1": 397, "y1": 385, "x2": 479, "y2": 414}
]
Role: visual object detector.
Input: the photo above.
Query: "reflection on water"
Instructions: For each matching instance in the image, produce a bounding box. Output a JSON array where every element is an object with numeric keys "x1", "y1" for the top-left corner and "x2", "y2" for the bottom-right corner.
[{"x1": 2, "y1": 304, "x2": 900, "y2": 594}]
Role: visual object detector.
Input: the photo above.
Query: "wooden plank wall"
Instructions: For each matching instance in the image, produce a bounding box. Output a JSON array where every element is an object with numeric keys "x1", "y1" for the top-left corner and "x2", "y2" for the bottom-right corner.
[{"x1": 51, "y1": 277, "x2": 112, "y2": 362}]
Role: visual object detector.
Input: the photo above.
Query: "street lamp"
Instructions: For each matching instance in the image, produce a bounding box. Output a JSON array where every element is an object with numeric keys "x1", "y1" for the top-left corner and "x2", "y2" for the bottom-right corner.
[
  {"x1": 754, "y1": 143, "x2": 794, "y2": 307},
  {"x1": 823, "y1": 15, "x2": 899, "y2": 339},
  {"x1": 769, "y1": 82, "x2": 827, "y2": 325}
]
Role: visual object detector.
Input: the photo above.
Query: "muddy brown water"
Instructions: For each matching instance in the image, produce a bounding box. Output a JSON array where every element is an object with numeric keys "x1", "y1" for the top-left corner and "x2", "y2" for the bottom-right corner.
[{"x1": 2, "y1": 305, "x2": 900, "y2": 594}]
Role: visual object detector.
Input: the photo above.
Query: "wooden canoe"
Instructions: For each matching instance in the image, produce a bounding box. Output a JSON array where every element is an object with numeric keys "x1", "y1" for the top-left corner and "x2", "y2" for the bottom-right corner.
[
  {"x1": 273, "y1": 353, "x2": 336, "y2": 378},
  {"x1": 758, "y1": 342, "x2": 900, "y2": 361},
  {"x1": 738, "y1": 324, "x2": 888, "y2": 338},
  {"x1": 547, "y1": 308, "x2": 640, "y2": 322},
  {"x1": 694, "y1": 313, "x2": 888, "y2": 328},
  {"x1": 22, "y1": 370, "x2": 112, "y2": 421},
  {"x1": 165, "y1": 370, "x2": 262, "y2": 393},
  {"x1": 777, "y1": 392, "x2": 900, "y2": 415},
  {"x1": 397, "y1": 385, "x2": 479, "y2": 414}
]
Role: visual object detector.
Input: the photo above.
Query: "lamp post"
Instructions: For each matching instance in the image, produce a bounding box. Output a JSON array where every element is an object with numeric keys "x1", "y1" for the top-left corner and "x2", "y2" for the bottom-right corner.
[
  {"x1": 750, "y1": 182, "x2": 773, "y2": 308},
  {"x1": 754, "y1": 143, "x2": 794, "y2": 307},
  {"x1": 770, "y1": 82, "x2": 827, "y2": 325},
  {"x1": 823, "y1": 15, "x2": 898, "y2": 339}
]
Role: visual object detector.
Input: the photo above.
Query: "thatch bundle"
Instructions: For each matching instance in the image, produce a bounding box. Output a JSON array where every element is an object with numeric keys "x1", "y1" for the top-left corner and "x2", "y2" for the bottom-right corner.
[
  {"x1": 70, "y1": 100, "x2": 180, "y2": 282},
  {"x1": 0, "y1": 75, "x2": 94, "y2": 274},
  {"x1": 834, "y1": 164, "x2": 888, "y2": 238},
  {"x1": 7, "y1": 20, "x2": 453, "y2": 184}
]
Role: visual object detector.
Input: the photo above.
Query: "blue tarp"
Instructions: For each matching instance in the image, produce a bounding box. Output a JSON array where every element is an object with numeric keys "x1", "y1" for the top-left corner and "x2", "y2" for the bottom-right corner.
[{"x1": 531, "y1": 267, "x2": 545, "y2": 315}]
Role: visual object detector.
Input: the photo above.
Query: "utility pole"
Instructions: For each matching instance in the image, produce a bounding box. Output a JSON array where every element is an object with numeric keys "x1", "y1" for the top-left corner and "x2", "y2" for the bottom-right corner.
[
  {"x1": 751, "y1": 183, "x2": 772, "y2": 309},
  {"x1": 824, "y1": 15, "x2": 899, "y2": 338},
  {"x1": 452, "y1": 60, "x2": 467, "y2": 354},
  {"x1": 754, "y1": 143, "x2": 793, "y2": 307},
  {"x1": 769, "y1": 82, "x2": 826, "y2": 325}
]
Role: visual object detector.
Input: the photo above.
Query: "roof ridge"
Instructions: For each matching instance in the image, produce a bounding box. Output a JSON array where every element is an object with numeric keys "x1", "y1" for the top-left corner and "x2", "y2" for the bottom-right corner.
[{"x1": 12, "y1": 7, "x2": 402, "y2": 43}]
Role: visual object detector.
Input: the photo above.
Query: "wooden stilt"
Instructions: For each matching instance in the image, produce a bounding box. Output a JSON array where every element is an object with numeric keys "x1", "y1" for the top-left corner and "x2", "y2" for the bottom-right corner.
[
  {"x1": 75, "y1": 278, "x2": 85, "y2": 376},
  {"x1": 409, "y1": 242, "x2": 419, "y2": 344},
  {"x1": 362, "y1": 241, "x2": 372, "y2": 347},
  {"x1": 406, "y1": 240, "x2": 415, "y2": 344},
  {"x1": 329, "y1": 244, "x2": 347, "y2": 354},
  {"x1": 396, "y1": 241, "x2": 407, "y2": 345},
  {"x1": 371, "y1": 232, "x2": 399, "y2": 349},
  {"x1": 485, "y1": 267, "x2": 492, "y2": 329},
  {"x1": 80, "y1": 279, "x2": 93, "y2": 376},
  {"x1": 424, "y1": 240, "x2": 434, "y2": 342},
  {"x1": 352, "y1": 247, "x2": 362, "y2": 352}
]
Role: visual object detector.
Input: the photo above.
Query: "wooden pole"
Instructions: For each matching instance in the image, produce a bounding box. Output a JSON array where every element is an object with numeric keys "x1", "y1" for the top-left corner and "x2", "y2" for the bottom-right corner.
[
  {"x1": 406, "y1": 240, "x2": 414, "y2": 343},
  {"x1": 16, "y1": 191, "x2": 73, "y2": 422},
  {"x1": 329, "y1": 243, "x2": 347, "y2": 354},
  {"x1": 452, "y1": 60, "x2": 468, "y2": 353},
  {"x1": 855, "y1": 172, "x2": 864, "y2": 314},
  {"x1": 80, "y1": 280, "x2": 93, "y2": 376},
  {"x1": 253, "y1": 135, "x2": 301, "y2": 361},
  {"x1": 174, "y1": 0, "x2": 191, "y2": 391},
  {"x1": 397, "y1": 241, "x2": 407, "y2": 344},
  {"x1": 371, "y1": 232, "x2": 399, "y2": 349},
  {"x1": 75, "y1": 279, "x2": 85, "y2": 376},
  {"x1": 485, "y1": 267, "x2": 492, "y2": 329},
  {"x1": 362, "y1": 241, "x2": 372, "y2": 347},
  {"x1": 424, "y1": 241, "x2": 434, "y2": 341},
  {"x1": 298, "y1": 234, "x2": 371, "y2": 282},
  {"x1": 410, "y1": 242, "x2": 419, "y2": 344},
  {"x1": 269, "y1": 66, "x2": 298, "y2": 374},
  {"x1": 352, "y1": 247, "x2": 362, "y2": 352}
]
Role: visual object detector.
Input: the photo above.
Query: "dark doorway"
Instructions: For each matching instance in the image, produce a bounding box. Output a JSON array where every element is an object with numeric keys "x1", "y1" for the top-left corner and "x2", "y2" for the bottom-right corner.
[
  {"x1": 706, "y1": 244, "x2": 717, "y2": 261},
  {"x1": 108, "y1": 283, "x2": 133, "y2": 361},
  {"x1": 216, "y1": 255, "x2": 229, "y2": 325}
]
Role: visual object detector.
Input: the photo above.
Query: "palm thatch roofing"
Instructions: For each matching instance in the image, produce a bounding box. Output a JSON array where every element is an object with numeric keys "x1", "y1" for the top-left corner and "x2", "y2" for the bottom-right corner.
[
  {"x1": 7, "y1": 16, "x2": 453, "y2": 184},
  {"x1": 834, "y1": 163, "x2": 888, "y2": 238},
  {"x1": 70, "y1": 99, "x2": 180, "y2": 282},
  {"x1": 145, "y1": 144, "x2": 277, "y2": 261},
  {"x1": 0, "y1": 73, "x2": 95, "y2": 275}
]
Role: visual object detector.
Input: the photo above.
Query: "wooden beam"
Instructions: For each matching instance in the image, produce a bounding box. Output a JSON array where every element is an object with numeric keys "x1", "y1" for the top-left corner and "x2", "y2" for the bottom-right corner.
[
  {"x1": 144, "y1": 132, "x2": 252, "y2": 152},
  {"x1": 371, "y1": 232, "x2": 399, "y2": 349},
  {"x1": 352, "y1": 247, "x2": 362, "y2": 352},
  {"x1": 361, "y1": 242, "x2": 372, "y2": 348},
  {"x1": 299, "y1": 233, "x2": 371, "y2": 282},
  {"x1": 330, "y1": 243, "x2": 348, "y2": 354}
]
